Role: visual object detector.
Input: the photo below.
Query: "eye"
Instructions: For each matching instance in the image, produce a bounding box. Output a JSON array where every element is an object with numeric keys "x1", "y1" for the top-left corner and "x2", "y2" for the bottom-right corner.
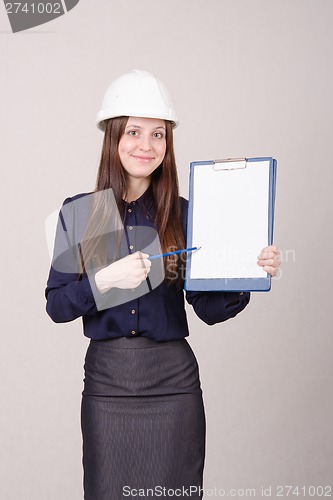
[
  {"x1": 128, "y1": 130, "x2": 139, "y2": 137},
  {"x1": 153, "y1": 132, "x2": 165, "y2": 139}
]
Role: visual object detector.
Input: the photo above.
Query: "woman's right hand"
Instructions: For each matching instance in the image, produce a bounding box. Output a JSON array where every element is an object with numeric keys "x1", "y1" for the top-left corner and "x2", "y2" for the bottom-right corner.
[{"x1": 94, "y1": 251, "x2": 151, "y2": 294}]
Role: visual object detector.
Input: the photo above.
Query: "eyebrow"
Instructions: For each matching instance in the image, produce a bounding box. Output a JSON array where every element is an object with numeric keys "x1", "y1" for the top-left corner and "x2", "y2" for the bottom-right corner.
[{"x1": 125, "y1": 125, "x2": 166, "y2": 130}]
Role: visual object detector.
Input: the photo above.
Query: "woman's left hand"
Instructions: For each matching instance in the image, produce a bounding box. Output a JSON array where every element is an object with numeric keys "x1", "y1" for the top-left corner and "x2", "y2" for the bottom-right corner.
[{"x1": 257, "y1": 245, "x2": 281, "y2": 277}]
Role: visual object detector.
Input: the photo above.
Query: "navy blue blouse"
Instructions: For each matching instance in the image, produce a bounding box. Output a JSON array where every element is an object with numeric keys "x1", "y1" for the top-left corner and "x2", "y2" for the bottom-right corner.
[{"x1": 45, "y1": 188, "x2": 250, "y2": 341}]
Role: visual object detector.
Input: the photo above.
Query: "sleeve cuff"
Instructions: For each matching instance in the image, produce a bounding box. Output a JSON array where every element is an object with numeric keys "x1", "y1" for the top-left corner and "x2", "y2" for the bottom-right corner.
[{"x1": 79, "y1": 275, "x2": 98, "y2": 305}]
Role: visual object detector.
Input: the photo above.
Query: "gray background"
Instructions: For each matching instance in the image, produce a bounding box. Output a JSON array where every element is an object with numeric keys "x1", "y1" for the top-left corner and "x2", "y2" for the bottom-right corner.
[{"x1": 1, "y1": 0, "x2": 332, "y2": 498}]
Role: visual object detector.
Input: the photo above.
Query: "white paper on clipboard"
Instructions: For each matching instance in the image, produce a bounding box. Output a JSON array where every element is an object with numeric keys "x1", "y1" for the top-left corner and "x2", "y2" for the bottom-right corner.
[{"x1": 190, "y1": 160, "x2": 270, "y2": 279}]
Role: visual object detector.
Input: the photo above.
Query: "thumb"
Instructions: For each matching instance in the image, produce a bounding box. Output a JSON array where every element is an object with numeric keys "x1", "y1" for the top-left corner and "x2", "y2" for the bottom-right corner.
[
  {"x1": 131, "y1": 251, "x2": 149, "y2": 259},
  {"x1": 138, "y1": 251, "x2": 149, "y2": 259}
]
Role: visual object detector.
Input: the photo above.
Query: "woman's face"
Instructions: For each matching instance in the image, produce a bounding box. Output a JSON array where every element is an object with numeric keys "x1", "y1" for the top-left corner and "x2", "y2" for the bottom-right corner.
[{"x1": 118, "y1": 117, "x2": 167, "y2": 184}]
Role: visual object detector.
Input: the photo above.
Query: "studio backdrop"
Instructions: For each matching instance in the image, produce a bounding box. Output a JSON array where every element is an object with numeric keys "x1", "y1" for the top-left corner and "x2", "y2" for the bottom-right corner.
[{"x1": 1, "y1": 1, "x2": 332, "y2": 499}]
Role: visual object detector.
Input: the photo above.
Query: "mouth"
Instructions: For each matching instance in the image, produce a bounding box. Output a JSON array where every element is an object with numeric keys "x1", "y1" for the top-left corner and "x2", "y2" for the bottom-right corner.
[{"x1": 131, "y1": 155, "x2": 155, "y2": 162}]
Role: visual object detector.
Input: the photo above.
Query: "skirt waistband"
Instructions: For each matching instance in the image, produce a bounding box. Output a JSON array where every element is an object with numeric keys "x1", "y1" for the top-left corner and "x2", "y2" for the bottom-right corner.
[{"x1": 90, "y1": 336, "x2": 183, "y2": 349}]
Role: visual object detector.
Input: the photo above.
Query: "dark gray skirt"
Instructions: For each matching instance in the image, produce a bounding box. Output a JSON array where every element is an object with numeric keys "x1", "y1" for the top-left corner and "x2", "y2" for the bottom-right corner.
[{"x1": 81, "y1": 336, "x2": 206, "y2": 499}]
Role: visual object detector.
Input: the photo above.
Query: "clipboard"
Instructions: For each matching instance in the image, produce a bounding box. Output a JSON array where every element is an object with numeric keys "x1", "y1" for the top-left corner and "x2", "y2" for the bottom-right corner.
[{"x1": 184, "y1": 157, "x2": 277, "y2": 292}]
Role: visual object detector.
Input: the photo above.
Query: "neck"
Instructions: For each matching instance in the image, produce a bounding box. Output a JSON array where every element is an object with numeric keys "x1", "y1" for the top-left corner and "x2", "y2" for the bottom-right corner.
[{"x1": 124, "y1": 177, "x2": 151, "y2": 203}]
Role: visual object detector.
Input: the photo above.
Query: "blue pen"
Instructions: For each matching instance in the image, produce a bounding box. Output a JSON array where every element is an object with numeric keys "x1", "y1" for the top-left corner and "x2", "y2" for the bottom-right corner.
[{"x1": 148, "y1": 246, "x2": 201, "y2": 260}]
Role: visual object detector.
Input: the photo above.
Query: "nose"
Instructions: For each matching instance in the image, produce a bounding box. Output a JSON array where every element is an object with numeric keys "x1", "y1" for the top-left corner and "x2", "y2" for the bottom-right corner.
[{"x1": 139, "y1": 134, "x2": 152, "y2": 152}]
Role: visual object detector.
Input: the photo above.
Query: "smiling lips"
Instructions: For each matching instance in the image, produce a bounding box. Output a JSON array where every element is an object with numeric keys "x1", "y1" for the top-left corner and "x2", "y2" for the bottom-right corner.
[{"x1": 131, "y1": 155, "x2": 155, "y2": 162}]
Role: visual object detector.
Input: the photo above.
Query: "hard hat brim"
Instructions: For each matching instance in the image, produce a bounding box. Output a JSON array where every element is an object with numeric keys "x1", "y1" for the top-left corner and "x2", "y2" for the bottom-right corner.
[{"x1": 96, "y1": 110, "x2": 179, "y2": 131}]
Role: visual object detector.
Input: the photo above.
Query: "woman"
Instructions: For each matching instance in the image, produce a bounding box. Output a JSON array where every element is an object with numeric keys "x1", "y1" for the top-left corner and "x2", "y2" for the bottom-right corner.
[{"x1": 45, "y1": 69, "x2": 280, "y2": 499}]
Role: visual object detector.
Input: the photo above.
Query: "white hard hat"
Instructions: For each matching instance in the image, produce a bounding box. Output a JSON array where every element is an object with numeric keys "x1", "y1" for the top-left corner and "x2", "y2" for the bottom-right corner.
[{"x1": 96, "y1": 69, "x2": 179, "y2": 131}]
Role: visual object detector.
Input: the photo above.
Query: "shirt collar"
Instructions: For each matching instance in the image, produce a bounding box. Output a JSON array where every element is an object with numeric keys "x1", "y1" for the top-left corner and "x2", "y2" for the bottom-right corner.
[{"x1": 121, "y1": 184, "x2": 155, "y2": 217}]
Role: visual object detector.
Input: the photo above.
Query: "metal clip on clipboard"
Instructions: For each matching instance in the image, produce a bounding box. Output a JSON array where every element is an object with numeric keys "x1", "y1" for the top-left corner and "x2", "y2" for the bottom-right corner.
[{"x1": 212, "y1": 158, "x2": 248, "y2": 170}]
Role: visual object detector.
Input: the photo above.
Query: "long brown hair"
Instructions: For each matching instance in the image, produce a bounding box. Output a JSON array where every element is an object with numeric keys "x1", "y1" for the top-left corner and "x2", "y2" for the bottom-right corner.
[{"x1": 79, "y1": 116, "x2": 185, "y2": 285}]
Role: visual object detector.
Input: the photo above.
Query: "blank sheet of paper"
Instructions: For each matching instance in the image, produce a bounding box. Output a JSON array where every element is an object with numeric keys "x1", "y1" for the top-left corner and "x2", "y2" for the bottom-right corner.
[{"x1": 190, "y1": 161, "x2": 270, "y2": 279}]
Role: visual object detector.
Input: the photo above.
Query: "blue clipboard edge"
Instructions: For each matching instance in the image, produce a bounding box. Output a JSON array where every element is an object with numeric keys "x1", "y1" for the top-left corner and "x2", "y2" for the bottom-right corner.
[{"x1": 184, "y1": 157, "x2": 277, "y2": 292}]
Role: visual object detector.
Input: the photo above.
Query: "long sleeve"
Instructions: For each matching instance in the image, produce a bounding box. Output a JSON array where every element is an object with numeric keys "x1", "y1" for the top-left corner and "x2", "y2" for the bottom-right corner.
[
  {"x1": 45, "y1": 195, "x2": 97, "y2": 323},
  {"x1": 45, "y1": 272, "x2": 97, "y2": 323},
  {"x1": 185, "y1": 289, "x2": 250, "y2": 325}
]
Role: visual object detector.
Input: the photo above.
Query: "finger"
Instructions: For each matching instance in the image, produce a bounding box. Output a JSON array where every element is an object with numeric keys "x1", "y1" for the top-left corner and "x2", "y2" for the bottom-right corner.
[
  {"x1": 258, "y1": 244, "x2": 279, "y2": 253},
  {"x1": 263, "y1": 265, "x2": 278, "y2": 277},
  {"x1": 136, "y1": 251, "x2": 149, "y2": 259},
  {"x1": 258, "y1": 257, "x2": 282, "y2": 269},
  {"x1": 142, "y1": 265, "x2": 150, "y2": 279},
  {"x1": 257, "y1": 249, "x2": 281, "y2": 261},
  {"x1": 261, "y1": 247, "x2": 279, "y2": 255},
  {"x1": 257, "y1": 251, "x2": 275, "y2": 260},
  {"x1": 260, "y1": 255, "x2": 280, "y2": 263},
  {"x1": 141, "y1": 259, "x2": 152, "y2": 273},
  {"x1": 137, "y1": 255, "x2": 151, "y2": 278},
  {"x1": 258, "y1": 258, "x2": 276, "y2": 266},
  {"x1": 265, "y1": 245, "x2": 277, "y2": 252},
  {"x1": 138, "y1": 255, "x2": 151, "y2": 266},
  {"x1": 144, "y1": 259, "x2": 152, "y2": 269}
]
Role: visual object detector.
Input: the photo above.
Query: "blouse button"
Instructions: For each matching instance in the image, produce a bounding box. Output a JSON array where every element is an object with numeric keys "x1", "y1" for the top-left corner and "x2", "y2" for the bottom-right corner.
[
  {"x1": 129, "y1": 245, "x2": 134, "y2": 250},
  {"x1": 128, "y1": 208, "x2": 132, "y2": 213},
  {"x1": 239, "y1": 292, "x2": 244, "y2": 295},
  {"x1": 131, "y1": 330, "x2": 136, "y2": 335},
  {"x1": 128, "y1": 226, "x2": 133, "y2": 230},
  {"x1": 131, "y1": 309, "x2": 136, "y2": 315}
]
